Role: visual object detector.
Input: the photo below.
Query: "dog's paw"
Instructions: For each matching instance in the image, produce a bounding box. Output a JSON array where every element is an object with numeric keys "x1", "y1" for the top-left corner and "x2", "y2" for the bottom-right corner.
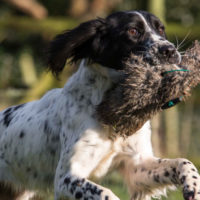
[
  {"x1": 101, "y1": 188, "x2": 120, "y2": 200},
  {"x1": 178, "y1": 159, "x2": 200, "y2": 200},
  {"x1": 183, "y1": 189, "x2": 195, "y2": 200},
  {"x1": 183, "y1": 183, "x2": 200, "y2": 200}
]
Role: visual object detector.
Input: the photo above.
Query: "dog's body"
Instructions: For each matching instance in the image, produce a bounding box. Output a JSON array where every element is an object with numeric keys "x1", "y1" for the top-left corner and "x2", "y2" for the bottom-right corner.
[{"x1": 0, "y1": 11, "x2": 200, "y2": 200}]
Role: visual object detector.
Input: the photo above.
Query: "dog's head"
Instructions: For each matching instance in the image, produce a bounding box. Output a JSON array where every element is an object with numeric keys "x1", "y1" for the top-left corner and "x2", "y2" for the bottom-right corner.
[{"x1": 48, "y1": 11, "x2": 181, "y2": 76}]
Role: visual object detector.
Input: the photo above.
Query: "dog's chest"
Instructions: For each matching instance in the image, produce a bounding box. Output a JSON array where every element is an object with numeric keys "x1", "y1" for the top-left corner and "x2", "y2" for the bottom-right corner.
[{"x1": 70, "y1": 121, "x2": 153, "y2": 179}]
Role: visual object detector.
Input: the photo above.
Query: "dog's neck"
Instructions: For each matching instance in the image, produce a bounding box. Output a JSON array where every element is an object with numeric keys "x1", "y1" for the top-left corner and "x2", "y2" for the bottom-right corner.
[
  {"x1": 84, "y1": 59, "x2": 123, "y2": 83},
  {"x1": 62, "y1": 59, "x2": 120, "y2": 107}
]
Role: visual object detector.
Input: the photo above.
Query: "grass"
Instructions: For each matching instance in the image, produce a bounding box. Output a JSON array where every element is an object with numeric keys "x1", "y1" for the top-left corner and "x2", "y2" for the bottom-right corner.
[
  {"x1": 100, "y1": 171, "x2": 183, "y2": 200},
  {"x1": 100, "y1": 172, "x2": 129, "y2": 200}
]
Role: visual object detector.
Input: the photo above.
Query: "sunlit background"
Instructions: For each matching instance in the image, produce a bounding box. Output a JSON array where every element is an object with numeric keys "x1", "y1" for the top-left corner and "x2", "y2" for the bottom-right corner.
[{"x1": 0, "y1": 0, "x2": 200, "y2": 199}]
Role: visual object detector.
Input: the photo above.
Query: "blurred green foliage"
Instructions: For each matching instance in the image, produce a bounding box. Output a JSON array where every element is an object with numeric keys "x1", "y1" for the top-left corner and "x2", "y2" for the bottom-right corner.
[{"x1": 166, "y1": 0, "x2": 200, "y2": 26}]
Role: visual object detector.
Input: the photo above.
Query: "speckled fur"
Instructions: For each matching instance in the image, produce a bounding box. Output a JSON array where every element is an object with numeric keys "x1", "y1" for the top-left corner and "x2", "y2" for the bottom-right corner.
[{"x1": 0, "y1": 11, "x2": 200, "y2": 200}]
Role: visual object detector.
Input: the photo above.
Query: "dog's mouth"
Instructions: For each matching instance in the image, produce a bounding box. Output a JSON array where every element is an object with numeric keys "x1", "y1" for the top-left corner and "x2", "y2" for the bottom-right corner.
[
  {"x1": 157, "y1": 48, "x2": 181, "y2": 65},
  {"x1": 135, "y1": 45, "x2": 181, "y2": 66}
]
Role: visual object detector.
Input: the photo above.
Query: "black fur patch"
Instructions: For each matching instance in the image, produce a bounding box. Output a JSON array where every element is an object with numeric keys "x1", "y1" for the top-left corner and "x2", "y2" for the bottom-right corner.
[
  {"x1": 164, "y1": 171, "x2": 170, "y2": 177},
  {"x1": 64, "y1": 177, "x2": 71, "y2": 185},
  {"x1": 75, "y1": 192, "x2": 83, "y2": 199},
  {"x1": 181, "y1": 175, "x2": 186, "y2": 184},
  {"x1": 3, "y1": 104, "x2": 25, "y2": 127},
  {"x1": 153, "y1": 174, "x2": 160, "y2": 183},
  {"x1": 3, "y1": 108, "x2": 13, "y2": 127},
  {"x1": 13, "y1": 104, "x2": 25, "y2": 111},
  {"x1": 19, "y1": 131, "x2": 25, "y2": 138},
  {"x1": 105, "y1": 196, "x2": 109, "y2": 200}
]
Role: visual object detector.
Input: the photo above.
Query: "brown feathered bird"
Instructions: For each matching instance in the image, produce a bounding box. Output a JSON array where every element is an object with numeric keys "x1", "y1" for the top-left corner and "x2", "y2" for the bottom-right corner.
[{"x1": 97, "y1": 41, "x2": 200, "y2": 137}]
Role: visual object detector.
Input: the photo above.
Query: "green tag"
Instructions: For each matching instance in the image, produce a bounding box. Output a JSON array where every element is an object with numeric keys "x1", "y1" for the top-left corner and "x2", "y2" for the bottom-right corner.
[
  {"x1": 168, "y1": 101, "x2": 174, "y2": 107},
  {"x1": 163, "y1": 69, "x2": 190, "y2": 75}
]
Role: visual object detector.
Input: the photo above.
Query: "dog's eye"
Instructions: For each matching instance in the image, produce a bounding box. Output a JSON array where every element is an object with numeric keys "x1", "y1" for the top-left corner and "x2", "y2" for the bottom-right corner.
[
  {"x1": 158, "y1": 27, "x2": 165, "y2": 36},
  {"x1": 128, "y1": 28, "x2": 140, "y2": 37}
]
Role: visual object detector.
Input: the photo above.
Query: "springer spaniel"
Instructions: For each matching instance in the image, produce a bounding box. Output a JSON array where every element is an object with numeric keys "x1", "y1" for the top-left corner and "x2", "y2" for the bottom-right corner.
[{"x1": 0, "y1": 11, "x2": 199, "y2": 200}]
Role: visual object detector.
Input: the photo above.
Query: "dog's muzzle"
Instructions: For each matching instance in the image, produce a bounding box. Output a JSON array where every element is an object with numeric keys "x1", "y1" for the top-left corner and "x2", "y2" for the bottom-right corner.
[
  {"x1": 143, "y1": 42, "x2": 181, "y2": 65},
  {"x1": 158, "y1": 45, "x2": 181, "y2": 64}
]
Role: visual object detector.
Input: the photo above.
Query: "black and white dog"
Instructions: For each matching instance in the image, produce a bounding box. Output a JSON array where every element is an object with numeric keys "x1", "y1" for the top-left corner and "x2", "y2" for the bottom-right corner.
[{"x1": 0, "y1": 11, "x2": 199, "y2": 200}]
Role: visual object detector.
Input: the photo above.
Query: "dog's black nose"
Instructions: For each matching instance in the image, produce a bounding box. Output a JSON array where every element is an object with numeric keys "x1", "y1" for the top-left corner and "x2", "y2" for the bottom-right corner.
[{"x1": 159, "y1": 45, "x2": 176, "y2": 57}]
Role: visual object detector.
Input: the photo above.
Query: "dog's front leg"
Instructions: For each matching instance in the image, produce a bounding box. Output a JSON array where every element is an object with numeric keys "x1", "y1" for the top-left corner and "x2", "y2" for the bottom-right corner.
[
  {"x1": 55, "y1": 172, "x2": 120, "y2": 200},
  {"x1": 121, "y1": 157, "x2": 200, "y2": 200},
  {"x1": 54, "y1": 128, "x2": 120, "y2": 200}
]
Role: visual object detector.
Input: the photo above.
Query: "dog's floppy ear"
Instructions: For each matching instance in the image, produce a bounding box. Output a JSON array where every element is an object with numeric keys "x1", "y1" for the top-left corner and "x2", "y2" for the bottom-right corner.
[{"x1": 47, "y1": 18, "x2": 106, "y2": 76}]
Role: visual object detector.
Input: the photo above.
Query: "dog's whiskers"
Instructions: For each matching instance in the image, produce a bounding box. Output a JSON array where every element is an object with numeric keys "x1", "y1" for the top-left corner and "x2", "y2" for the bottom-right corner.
[{"x1": 177, "y1": 31, "x2": 191, "y2": 50}]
